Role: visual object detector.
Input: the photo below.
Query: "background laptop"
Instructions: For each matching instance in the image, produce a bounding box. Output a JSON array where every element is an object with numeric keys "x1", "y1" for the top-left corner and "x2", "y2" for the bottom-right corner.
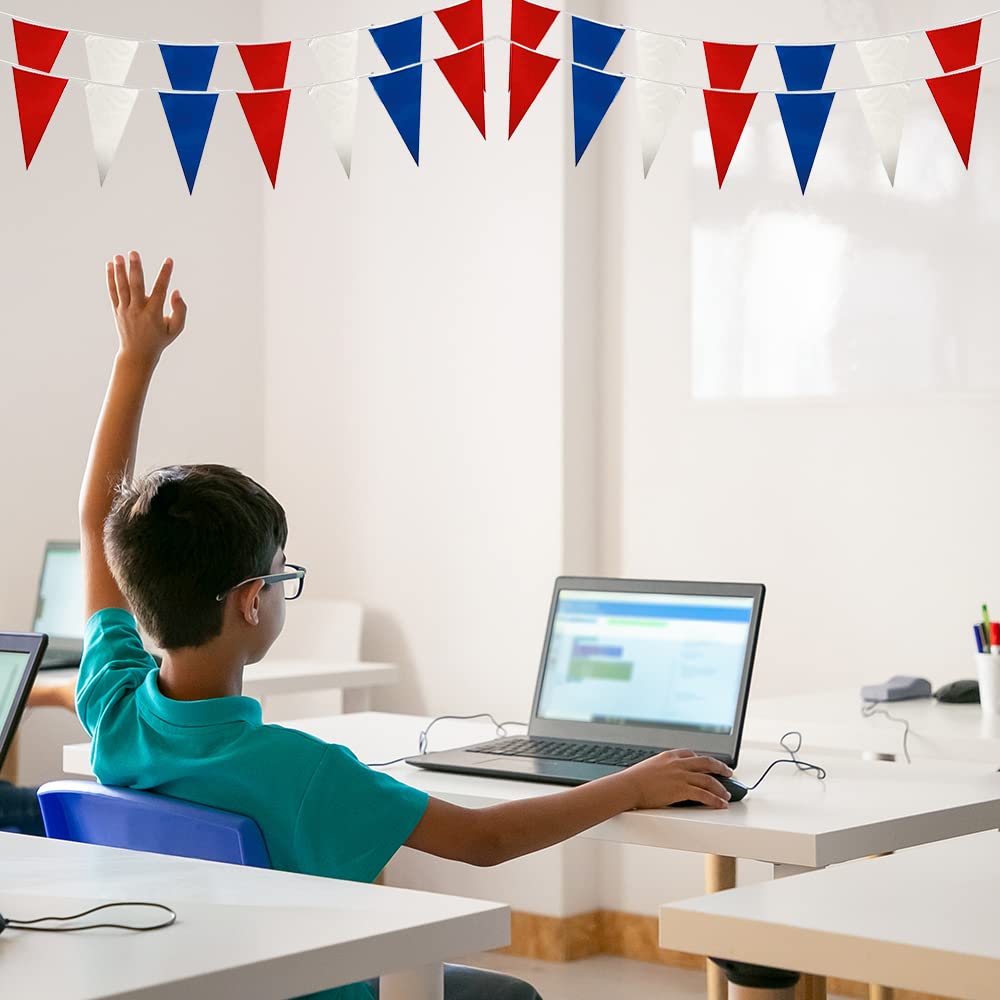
[
  {"x1": 408, "y1": 576, "x2": 765, "y2": 785},
  {"x1": 32, "y1": 541, "x2": 85, "y2": 670},
  {"x1": 0, "y1": 633, "x2": 47, "y2": 769}
]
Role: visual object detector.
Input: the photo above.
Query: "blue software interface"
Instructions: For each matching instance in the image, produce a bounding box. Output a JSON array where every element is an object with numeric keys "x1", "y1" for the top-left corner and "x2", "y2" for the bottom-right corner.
[{"x1": 536, "y1": 590, "x2": 755, "y2": 734}]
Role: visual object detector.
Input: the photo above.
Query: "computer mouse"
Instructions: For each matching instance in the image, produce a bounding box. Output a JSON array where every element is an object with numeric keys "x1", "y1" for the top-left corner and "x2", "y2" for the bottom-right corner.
[
  {"x1": 672, "y1": 777, "x2": 749, "y2": 807},
  {"x1": 934, "y1": 679, "x2": 980, "y2": 704}
]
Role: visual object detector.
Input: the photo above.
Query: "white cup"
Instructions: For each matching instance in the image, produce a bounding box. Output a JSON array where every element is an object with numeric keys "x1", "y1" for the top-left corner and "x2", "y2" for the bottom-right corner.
[{"x1": 975, "y1": 653, "x2": 1000, "y2": 714}]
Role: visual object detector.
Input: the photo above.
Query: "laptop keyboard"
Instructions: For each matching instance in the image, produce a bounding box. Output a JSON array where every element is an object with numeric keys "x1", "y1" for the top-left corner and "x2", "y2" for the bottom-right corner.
[{"x1": 466, "y1": 737, "x2": 660, "y2": 768}]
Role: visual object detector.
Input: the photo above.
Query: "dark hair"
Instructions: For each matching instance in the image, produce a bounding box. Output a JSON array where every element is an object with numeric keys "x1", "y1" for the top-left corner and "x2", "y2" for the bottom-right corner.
[{"x1": 104, "y1": 464, "x2": 288, "y2": 649}]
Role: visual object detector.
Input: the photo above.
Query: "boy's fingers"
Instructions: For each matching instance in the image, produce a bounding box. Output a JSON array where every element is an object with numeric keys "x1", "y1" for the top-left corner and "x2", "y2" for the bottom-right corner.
[
  {"x1": 114, "y1": 255, "x2": 131, "y2": 307},
  {"x1": 167, "y1": 290, "x2": 187, "y2": 337},
  {"x1": 688, "y1": 773, "x2": 732, "y2": 800},
  {"x1": 680, "y1": 785, "x2": 728, "y2": 809},
  {"x1": 106, "y1": 261, "x2": 119, "y2": 308},
  {"x1": 150, "y1": 257, "x2": 173, "y2": 307},
  {"x1": 128, "y1": 250, "x2": 145, "y2": 301},
  {"x1": 682, "y1": 756, "x2": 733, "y2": 777}
]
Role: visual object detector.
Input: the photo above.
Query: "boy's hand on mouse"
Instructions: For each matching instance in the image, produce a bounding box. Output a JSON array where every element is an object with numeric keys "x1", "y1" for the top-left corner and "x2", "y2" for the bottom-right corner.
[
  {"x1": 625, "y1": 749, "x2": 733, "y2": 809},
  {"x1": 106, "y1": 251, "x2": 186, "y2": 366}
]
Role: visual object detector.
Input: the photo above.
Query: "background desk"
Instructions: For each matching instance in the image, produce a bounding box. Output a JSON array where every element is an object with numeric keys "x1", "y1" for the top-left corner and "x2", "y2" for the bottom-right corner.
[
  {"x1": 0, "y1": 831, "x2": 508, "y2": 1000},
  {"x1": 660, "y1": 831, "x2": 1000, "y2": 1000}
]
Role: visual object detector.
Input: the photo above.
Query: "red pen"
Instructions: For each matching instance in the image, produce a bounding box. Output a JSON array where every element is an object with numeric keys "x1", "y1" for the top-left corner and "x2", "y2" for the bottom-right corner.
[{"x1": 991, "y1": 621, "x2": 1000, "y2": 652}]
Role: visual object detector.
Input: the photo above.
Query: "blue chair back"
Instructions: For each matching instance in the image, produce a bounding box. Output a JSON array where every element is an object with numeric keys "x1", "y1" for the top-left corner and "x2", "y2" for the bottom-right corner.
[{"x1": 37, "y1": 780, "x2": 271, "y2": 869}]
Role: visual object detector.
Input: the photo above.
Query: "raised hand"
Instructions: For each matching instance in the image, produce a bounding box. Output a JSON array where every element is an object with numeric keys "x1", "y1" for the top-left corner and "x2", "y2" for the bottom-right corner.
[{"x1": 106, "y1": 251, "x2": 187, "y2": 365}]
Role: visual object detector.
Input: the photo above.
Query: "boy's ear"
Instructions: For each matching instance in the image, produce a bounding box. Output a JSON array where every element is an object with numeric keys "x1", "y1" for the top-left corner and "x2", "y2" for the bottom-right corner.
[{"x1": 238, "y1": 581, "x2": 266, "y2": 627}]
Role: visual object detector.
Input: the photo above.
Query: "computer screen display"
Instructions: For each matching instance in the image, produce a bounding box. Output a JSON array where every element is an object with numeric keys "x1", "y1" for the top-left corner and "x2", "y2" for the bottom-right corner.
[
  {"x1": 536, "y1": 590, "x2": 755, "y2": 735},
  {"x1": 33, "y1": 544, "x2": 84, "y2": 641},
  {"x1": 0, "y1": 651, "x2": 30, "y2": 727}
]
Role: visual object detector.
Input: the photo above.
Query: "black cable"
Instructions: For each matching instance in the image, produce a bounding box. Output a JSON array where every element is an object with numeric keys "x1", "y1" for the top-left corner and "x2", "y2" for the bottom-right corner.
[
  {"x1": 860, "y1": 701, "x2": 912, "y2": 763},
  {"x1": 366, "y1": 714, "x2": 528, "y2": 768},
  {"x1": 0, "y1": 901, "x2": 176, "y2": 934},
  {"x1": 744, "y1": 731, "x2": 827, "y2": 790}
]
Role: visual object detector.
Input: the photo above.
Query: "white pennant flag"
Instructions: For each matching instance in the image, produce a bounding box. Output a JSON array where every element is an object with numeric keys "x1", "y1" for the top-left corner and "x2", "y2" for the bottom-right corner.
[
  {"x1": 634, "y1": 30, "x2": 686, "y2": 84},
  {"x1": 310, "y1": 80, "x2": 358, "y2": 177},
  {"x1": 85, "y1": 83, "x2": 138, "y2": 185},
  {"x1": 855, "y1": 35, "x2": 910, "y2": 184},
  {"x1": 84, "y1": 35, "x2": 139, "y2": 86},
  {"x1": 635, "y1": 79, "x2": 685, "y2": 177},
  {"x1": 309, "y1": 31, "x2": 359, "y2": 84}
]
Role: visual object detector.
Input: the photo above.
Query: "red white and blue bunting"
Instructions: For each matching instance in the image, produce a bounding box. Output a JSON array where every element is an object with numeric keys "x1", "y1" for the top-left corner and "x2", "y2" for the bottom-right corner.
[{"x1": 3, "y1": 1, "x2": 997, "y2": 192}]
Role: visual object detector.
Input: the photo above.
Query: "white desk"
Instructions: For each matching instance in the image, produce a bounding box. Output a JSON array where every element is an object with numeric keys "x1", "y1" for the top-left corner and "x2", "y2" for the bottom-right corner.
[
  {"x1": 0, "y1": 831, "x2": 508, "y2": 1000},
  {"x1": 63, "y1": 711, "x2": 1000, "y2": 1000},
  {"x1": 745, "y1": 689, "x2": 1000, "y2": 765},
  {"x1": 660, "y1": 831, "x2": 1000, "y2": 1000}
]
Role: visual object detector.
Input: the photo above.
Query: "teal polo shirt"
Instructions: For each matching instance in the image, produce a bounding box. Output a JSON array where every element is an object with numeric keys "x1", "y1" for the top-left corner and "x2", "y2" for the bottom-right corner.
[{"x1": 77, "y1": 608, "x2": 429, "y2": 1000}]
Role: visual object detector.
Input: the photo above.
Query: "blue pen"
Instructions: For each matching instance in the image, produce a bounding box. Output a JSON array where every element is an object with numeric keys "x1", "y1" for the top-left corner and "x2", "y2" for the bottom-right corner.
[{"x1": 975, "y1": 624, "x2": 986, "y2": 653}]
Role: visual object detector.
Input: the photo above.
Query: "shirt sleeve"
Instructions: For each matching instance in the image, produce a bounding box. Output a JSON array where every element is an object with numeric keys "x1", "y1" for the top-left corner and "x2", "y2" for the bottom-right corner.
[
  {"x1": 76, "y1": 608, "x2": 159, "y2": 736},
  {"x1": 293, "y1": 745, "x2": 429, "y2": 882}
]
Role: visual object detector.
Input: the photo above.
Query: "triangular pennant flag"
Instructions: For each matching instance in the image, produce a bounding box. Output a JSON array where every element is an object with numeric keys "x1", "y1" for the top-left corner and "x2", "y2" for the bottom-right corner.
[
  {"x1": 509, "y1": 44, "x2": 559, "y2": 137},
  {"x1": 436, "y1": 0, "x2": 484, "y2": 49},
  {"x1": 436, "y1": 45, "x2": 486, "y2": 138},
  {"x1": 927, "y1": 20, "x2": 981, "y2": 72},
  {"x1": 370, "y1": 17, "x2": 422, "y2": 71},
  {"x1": 309, "y1": 32, "x2": 359, "y2": 83},
  {"x1": 84, "y1": 35, "x2": 139, "y2": 86},
  {"x1": 237, "y1": 42, "x2": 291, "y2": 90},
  {"x1": 12, "y1": 20, "x2": 68, "y2": 72},
  {"x1": 85, "y1": 83, "x2": 138, "y2": 185},
  {"x1": 310, "y1": 80, "x2": 358, "y2": 176},
  {"x1": 511, "y1": 0, "x2": 559, "y2": 49},
  {"x1": 12, "y1": 67, "x2": 68, "y2": 167},
  {"x1": 159, "y1": 44, "x2": 219, "y2": 91},
  {"x1": 856, "y1": 35, "x2": 909, "y2": 86},
  {"x1": 703, "y1": 90, "x2": 756, "y2": 186},
  {"x1": 572, "y1": 16, "x2": 625, "y2": 71},
  {"x1": 635, "y1": 31, "x2": 685, "y2": 84},
  {"x1": 572, "y1": 63, "x2": 625, "y2": 164},
  {"x1": 370, "y1": 65, "x2": 422, "y2": 164},
  {"x1": 237, "y1": 90, "x2": 291, "y2": 186},
  {"x1": 775, "y1": 44, "x2": 835, "y2": 91},
  {"x1": 927, "y1": 67, "x2": 981, "y2": 168},
  {"x1": 159, "y1": 92, "x2": 219, "y2": 192},
  {"x1": 635, "y1": 79, "x2": 684, "y2": 177},
  {"x1": 775, "y1": 92, "x2": 835, "y2": 192},
  {"x1": 703, "y1": 42, "x2": 757, "y2": 89},
  {"x1": 855, "y1": 83, "x2": 909, "y2": 185}
]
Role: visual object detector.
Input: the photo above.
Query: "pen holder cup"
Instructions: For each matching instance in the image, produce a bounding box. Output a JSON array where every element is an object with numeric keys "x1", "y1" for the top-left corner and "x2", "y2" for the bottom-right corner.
[{"x1": 975, "y1": 653, "x2": 1000, "y2": 714}]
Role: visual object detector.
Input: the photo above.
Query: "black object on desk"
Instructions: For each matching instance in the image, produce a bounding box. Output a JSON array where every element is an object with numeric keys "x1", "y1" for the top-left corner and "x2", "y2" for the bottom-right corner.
[{"x1": 934, "y1": 680, "x2": 980, "y2": 704}]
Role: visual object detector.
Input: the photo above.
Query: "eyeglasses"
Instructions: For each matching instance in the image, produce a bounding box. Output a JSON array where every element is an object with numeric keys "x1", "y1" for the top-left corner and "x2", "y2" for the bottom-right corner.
[{"x1": 215, "y1": 563, "x2": 307, "y2": 603}]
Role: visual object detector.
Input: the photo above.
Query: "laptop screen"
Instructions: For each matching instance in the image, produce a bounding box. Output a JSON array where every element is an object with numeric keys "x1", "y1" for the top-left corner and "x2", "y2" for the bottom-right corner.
[
  {"x1": 33, "y1": 543, "x2": 85, "y2": 642},
  {"x1": 0, "y1": 652, "x2": 30, "y2": 730},
  {"x1": 536, "y1": 589, "x2": 755, "y2": 736}
]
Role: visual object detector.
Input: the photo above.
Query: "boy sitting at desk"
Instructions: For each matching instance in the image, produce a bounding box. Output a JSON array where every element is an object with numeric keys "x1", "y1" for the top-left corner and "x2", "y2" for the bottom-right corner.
[{"x1": 78, "y1": 252, "x2": 734, "y2": 1000}]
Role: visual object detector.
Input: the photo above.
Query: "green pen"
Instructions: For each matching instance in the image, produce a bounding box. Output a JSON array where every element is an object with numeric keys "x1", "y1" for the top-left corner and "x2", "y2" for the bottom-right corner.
[{"x1": 984, "y1": 604, "x2": 992, "y2": 639}]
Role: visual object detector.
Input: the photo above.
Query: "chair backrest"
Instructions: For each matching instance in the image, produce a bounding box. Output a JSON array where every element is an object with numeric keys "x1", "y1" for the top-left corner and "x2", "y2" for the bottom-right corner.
[
  {"x1": 37, "y1": 781, "x2": 271, "y2": 869},
  {"x1": 266, "y1": 597, "x2": 363, "y2": 661}
]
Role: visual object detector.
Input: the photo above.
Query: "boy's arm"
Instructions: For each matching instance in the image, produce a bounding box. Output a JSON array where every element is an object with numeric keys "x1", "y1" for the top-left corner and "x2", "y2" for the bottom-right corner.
[
  {"x1": 79, "y1": 252, "x2": 186, "y2": 620},
  {"x1": 405, "y1": 750, "x2": 733, "y2": 866}
]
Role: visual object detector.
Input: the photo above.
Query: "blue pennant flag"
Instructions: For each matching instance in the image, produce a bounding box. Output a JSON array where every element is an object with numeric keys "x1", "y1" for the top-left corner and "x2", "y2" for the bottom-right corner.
[
  {"x1": 572, "y1": 64, "x2": 625, "y2": 164},
  {"x1": 572, "y1": 16, "x2": 625, "y2": 70},
  {"x1": 160, "y1": 93, "x2": 219, "y2": 193},
  {"x1": 159, "y1": 44, "x2": 219, "y2": 91},
  {"x1": 775, "y1": 93, "x2": 835, "y2": 193},
  {"x1": 370, "y1": 65, "x2": 423, "y2": 164},
  {"x1": 775, "y1": 44, "x2": 835, "y2": 92},
  {"x1": 370, "y1": 17, "x2": 422, "y2": 71}
]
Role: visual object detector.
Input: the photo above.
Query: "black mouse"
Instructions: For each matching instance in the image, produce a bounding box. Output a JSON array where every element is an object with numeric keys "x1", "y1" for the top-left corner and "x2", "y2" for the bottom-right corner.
[
  {"x1": 934, "y1": 679, "x2": 980, "y2": 704},
  {"x1": 672, "y1": 776, "x2": 749, "y2": 807}
]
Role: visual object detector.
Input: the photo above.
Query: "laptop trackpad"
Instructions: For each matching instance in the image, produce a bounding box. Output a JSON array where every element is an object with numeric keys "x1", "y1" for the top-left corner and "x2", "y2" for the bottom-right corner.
[{"x1": 477, "y1": 757, "x2": 622, "y2": 782}]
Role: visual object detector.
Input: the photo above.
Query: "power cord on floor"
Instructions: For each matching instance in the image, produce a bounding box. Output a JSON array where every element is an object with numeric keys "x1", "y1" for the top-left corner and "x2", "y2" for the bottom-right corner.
[
  {"x1": 366, "y1": 713, "x2": 528, "y2": 768},
  {"x1": 860, "y1": 701, "x2": 912, "y2": 763}
]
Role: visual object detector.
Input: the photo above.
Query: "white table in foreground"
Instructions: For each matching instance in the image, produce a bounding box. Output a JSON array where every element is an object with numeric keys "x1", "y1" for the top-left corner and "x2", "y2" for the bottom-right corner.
[
  {"x1": 0, "y1": 831, "x2": 508, "y2": 1000},
  {"x1": 745, "y1": 689, "x2": 1000, "y2": 765},
  {"x1": 660, "y1": 831, "x2": 1000, "y2": 1000}
]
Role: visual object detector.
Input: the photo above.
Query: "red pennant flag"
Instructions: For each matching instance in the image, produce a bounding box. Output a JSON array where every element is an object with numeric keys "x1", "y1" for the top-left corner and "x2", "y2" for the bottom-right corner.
[
  {"x1": 703, "y1": 91, "x2": 757, "y2": 187},
  {"x1": 237, "y1": 89, "x2": 291, "y2": 186},
  {"x1": 511, "y1": 0, "x2": 559, "y2": 49},
  {"x1": 437, "y1": 45, "x2": 486, "y2": 137},
  {"x1": 509, "y1": 45, "x2": 558, "y2": 137},
  {"x1": 436, "y1": 0, "x2": 484, "y2": 49},
  {"x1": 927, "y1": 66, "x2": 981, "y2": 168},
  {"x1": 927, "y1": 20, "x2": 981, "y2": 72},
  {"x1": 12, "y1": 67, "x2": 68, "y2": 167},
  {"x1": 703, "y1": 42, "x2": 758, "y2": 90},
  {"x1": 237, "y1": 41, "x2": 291, "y2": 90},
  {"x1": 12, "y1": 20, "x2": 68, "y2": 72}
]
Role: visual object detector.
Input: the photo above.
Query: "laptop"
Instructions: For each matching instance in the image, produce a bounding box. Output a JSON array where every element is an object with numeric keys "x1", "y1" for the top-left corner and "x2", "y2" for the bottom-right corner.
[
  {"x1": 408, "y1": 577, "x2": 765, "y2": 784},
  {"x1": 0, "y1": 633, "x2": 47, "y2": 769},
  {"x1": 32, "y1": 541, "x2": 85, "y2": 669}
]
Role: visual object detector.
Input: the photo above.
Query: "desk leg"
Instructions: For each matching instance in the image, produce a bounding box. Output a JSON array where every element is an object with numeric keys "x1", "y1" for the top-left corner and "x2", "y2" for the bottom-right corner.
[
  {"x1": 342, "y1": 688, "x2": 372, "y2": 713},
  {"x1": 705, "y1": 855, "x2": 737, "y2": 1000},
  {"x1": 773, "y1": 867, "x2": 826, "y2": 1000},
  {"x1": 381, "y1": 964, "x2": 444, "y2": 1000},
  {"x1": 868, "y1": 987, "x2": 893, "y2": 1000}
]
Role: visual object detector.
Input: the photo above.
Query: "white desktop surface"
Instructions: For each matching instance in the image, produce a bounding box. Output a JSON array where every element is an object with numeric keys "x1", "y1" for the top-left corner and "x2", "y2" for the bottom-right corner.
[
  {"x1": 659, "y1": 831, "x2": 1000, "y2": 999},
  {"x1": 0, "y1": 831, "x2": 508, "y2": 1000},
  {"x1": 64, "y1": 712, "x2": 1000, "y2": 869},
  {"x1": 745, "y1": 689, "x2": 1000, "y2": 764}
]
